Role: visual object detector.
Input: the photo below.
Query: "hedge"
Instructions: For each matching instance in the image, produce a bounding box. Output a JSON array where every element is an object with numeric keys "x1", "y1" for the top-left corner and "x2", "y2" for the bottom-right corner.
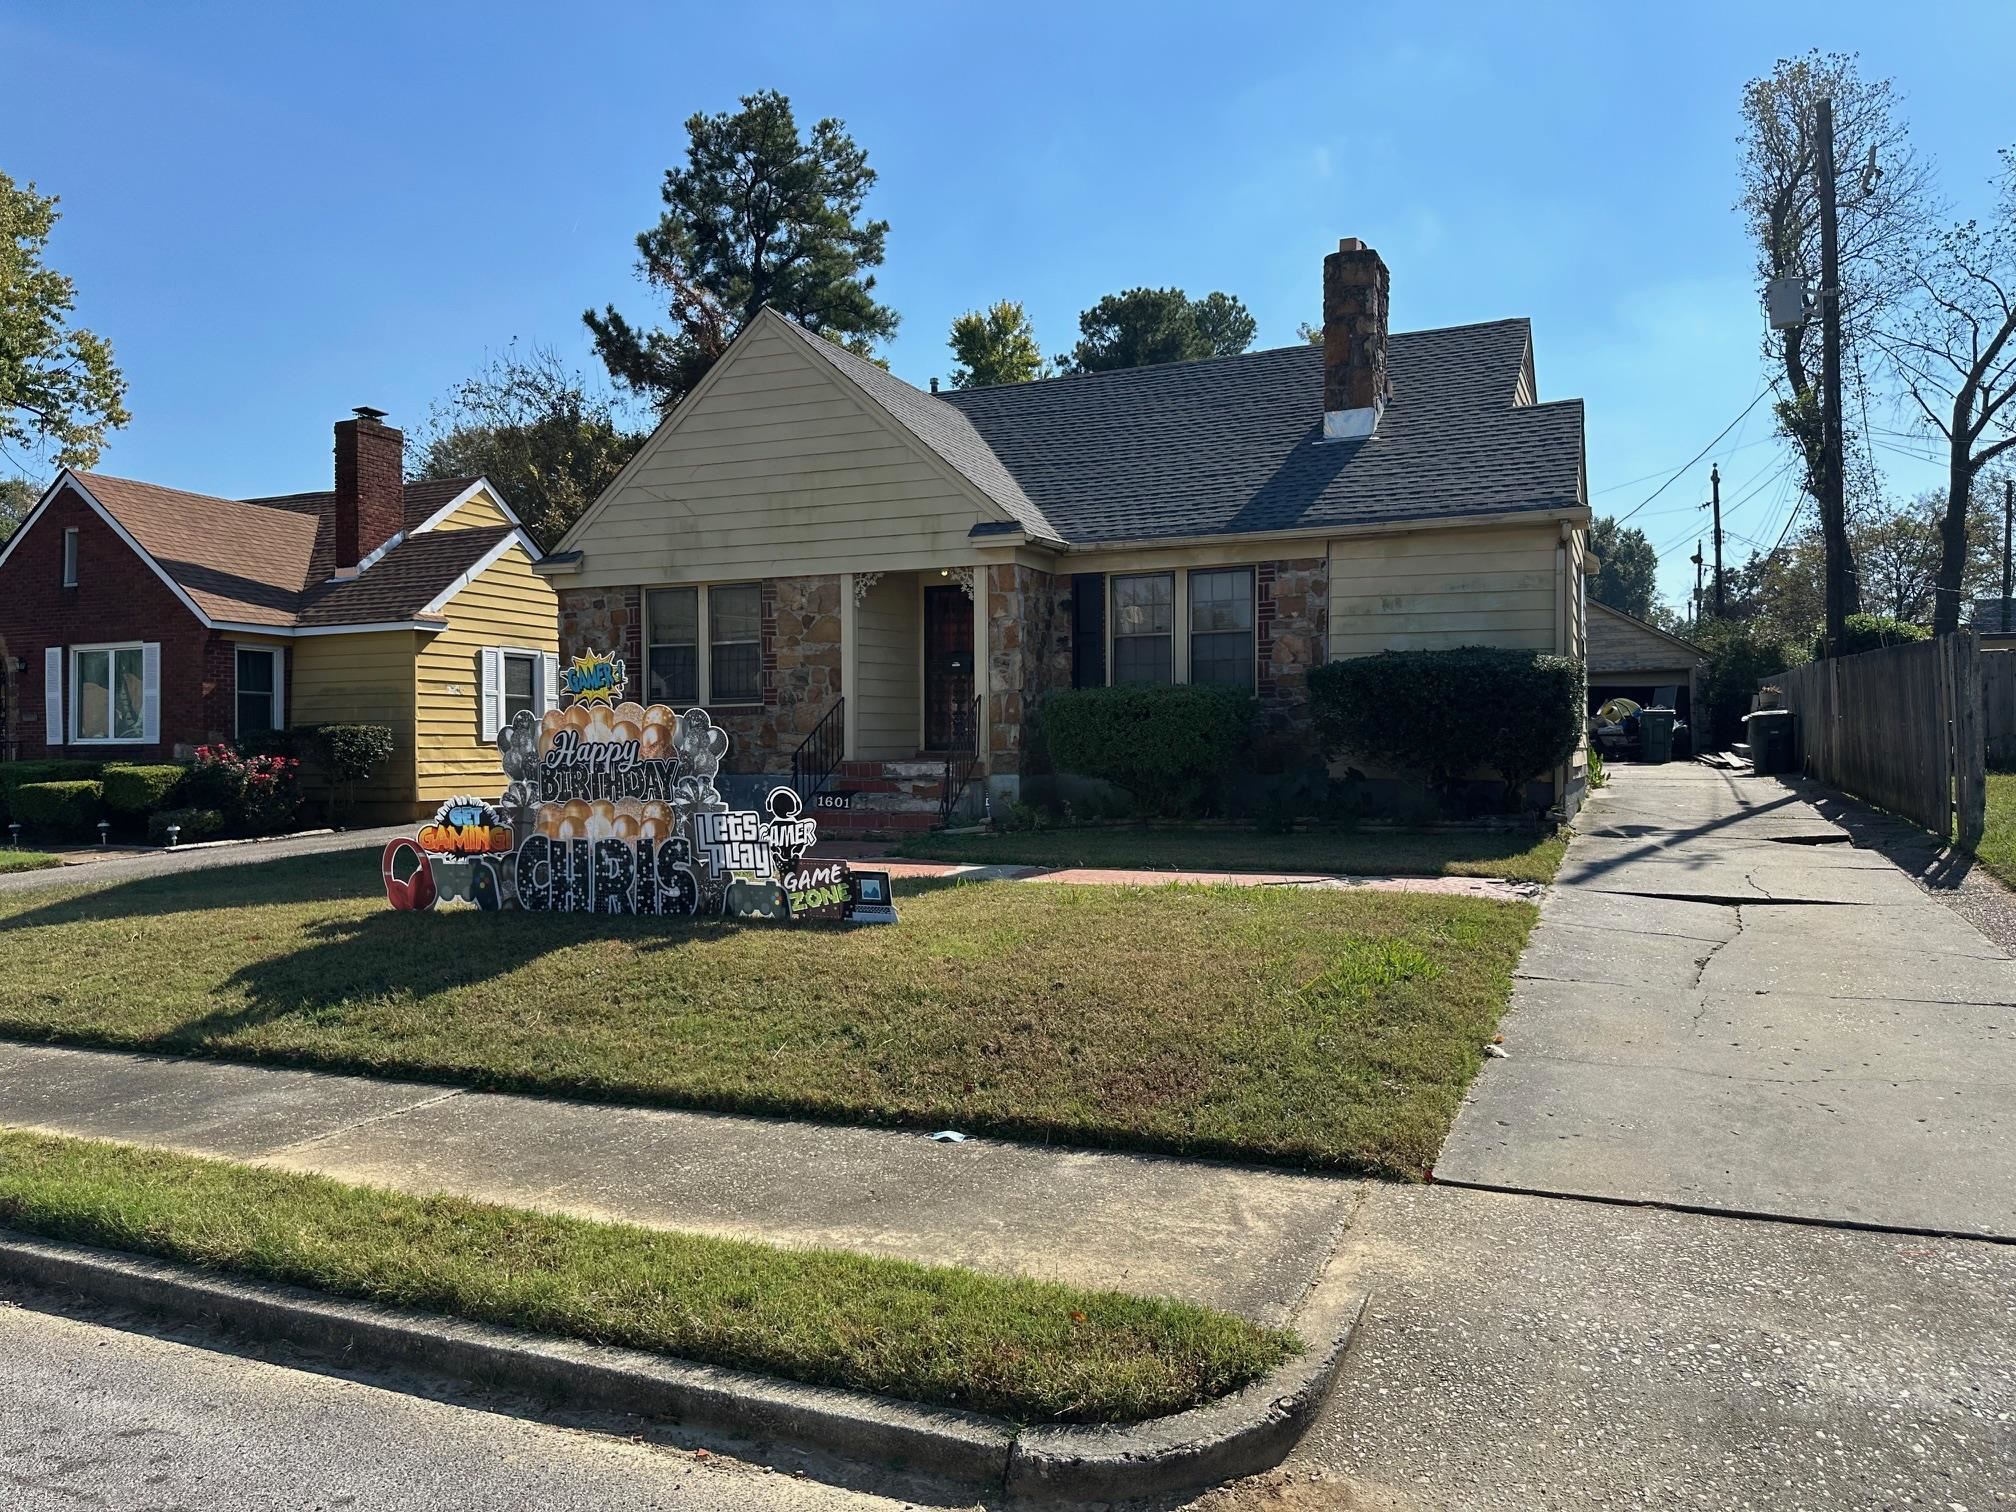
[
  {"x1": 1308, "y1": 647, "x2": 1583, "y2": 811},
  {"x1": 148, "y1": 806, "x2": 225, "y2": 847},
  {"x1": 0, "y1": 760, "x2": 104, "y2": 823},
  {"x1": 13, "y1": 780, "x2": 105, "y2": 837},
  {"x1": 1819, "y1": 612, "x2": 1931, "y2": 660},
  {"x1": 100, "y1": 763, "x2": 186, "y2": 816},
  {"x1": 1040, "y1": 685, "x2": 1255, "y2": 817}
]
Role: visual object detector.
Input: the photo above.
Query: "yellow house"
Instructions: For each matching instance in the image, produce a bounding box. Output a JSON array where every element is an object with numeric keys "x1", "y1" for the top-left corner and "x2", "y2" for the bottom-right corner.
[
  {"x1": 538, "y1": 237, "x2": 1590, "y2": 828},
  {"x1": 0, "y1": 409, "x2": 558, "y2": 821}
]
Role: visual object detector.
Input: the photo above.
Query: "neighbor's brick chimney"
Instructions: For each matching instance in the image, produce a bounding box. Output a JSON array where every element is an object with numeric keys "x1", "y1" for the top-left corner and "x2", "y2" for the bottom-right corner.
[
  {"x1": 1322, "y1": 238, "x2": 1389, "y2": 440},
  {"x1": 333, "y1": 406, "x2": 404, "y2": 571}
]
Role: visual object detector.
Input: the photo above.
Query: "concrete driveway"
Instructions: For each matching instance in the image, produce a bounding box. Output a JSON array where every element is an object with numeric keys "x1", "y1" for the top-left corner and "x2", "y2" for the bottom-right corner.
[{"x1": 1437, "y1": 762, "x2": 2016, "y2": 1240}]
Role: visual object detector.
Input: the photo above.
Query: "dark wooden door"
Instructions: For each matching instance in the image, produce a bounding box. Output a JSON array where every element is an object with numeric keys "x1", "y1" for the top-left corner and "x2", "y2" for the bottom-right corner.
[{"x1": 923, "y1": 585, "x2": 975, "y2": 751}]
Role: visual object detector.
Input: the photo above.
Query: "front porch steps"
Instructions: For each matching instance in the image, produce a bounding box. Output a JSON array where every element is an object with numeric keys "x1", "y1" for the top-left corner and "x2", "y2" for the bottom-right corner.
[{"x1": 807, "y1": 755, "x2": 987, "y2": 837}]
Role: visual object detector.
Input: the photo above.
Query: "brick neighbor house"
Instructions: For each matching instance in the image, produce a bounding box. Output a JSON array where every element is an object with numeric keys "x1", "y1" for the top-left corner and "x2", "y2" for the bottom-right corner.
[
  {"x1": 536, "y1": 238, "x2": 1592, "y2": 829},
  {"x1": 0, "y1": 409, "x2": 558, "y2": 819}
]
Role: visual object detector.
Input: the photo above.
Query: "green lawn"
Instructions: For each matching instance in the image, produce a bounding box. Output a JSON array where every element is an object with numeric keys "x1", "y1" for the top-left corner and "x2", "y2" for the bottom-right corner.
[
  {"x1": 0, "y1": 850, "x2": 63, "y2": 874},
  {"x1": 0, "y1": 854, "x2": 1533, "y2": 1178},
  {"x1": 1974, "y1": 773, "x2": 2016, "y2": 888},
  {"x1": 0, "y1": 1129, "x2": 1292, "y2": 1424},
  {"x1": 897, "y1": 825, "x2": 1567, "y2": 885}
]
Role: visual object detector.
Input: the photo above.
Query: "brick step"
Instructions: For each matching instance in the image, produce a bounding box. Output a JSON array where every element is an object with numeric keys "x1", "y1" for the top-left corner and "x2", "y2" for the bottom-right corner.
[{"x1": 817, "y1": 809, "x2": 940, "y2": 834}]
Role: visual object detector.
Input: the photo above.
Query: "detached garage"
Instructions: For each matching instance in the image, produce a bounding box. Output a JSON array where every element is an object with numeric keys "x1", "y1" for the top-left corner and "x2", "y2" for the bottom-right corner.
[{"x1": 1587, "y1": 602, "x2": 1704, "y2": 724}]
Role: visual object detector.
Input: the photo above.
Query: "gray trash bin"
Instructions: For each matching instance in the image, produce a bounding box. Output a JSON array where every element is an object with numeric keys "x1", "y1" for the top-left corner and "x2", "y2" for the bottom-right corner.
[
  {"x1": 1747, "y1": 710, "x2": 1796, "y2": 773},
  {"x1": 1640, "y1": 707, "x2": 1676, "y2": 765}
]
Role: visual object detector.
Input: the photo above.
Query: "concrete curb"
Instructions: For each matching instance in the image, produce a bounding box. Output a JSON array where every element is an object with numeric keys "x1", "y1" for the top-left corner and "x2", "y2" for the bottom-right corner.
[{"x1": 0, "y1": 1228, "x2": 1361, "y2": 1498}]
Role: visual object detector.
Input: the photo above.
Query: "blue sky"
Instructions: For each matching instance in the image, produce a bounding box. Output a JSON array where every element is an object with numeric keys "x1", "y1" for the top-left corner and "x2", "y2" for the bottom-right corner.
[{"x1": 7, "y1": 1, "x2": 2013, "y2": 609}]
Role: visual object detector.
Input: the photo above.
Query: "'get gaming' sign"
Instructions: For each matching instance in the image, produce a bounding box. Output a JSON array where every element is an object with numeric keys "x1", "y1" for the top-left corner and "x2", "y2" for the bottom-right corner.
[{"x1": 381, "y1": 650, "x2": 896, "y2": 924}]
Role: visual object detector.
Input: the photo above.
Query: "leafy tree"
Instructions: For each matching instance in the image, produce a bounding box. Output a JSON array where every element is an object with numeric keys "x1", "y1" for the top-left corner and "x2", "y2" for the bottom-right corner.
[
  {"x1": 947, "y1": 300, "x2": 1047, "y2": 389},
  {"x1": 0, "y1": 475, "x2": 35, "y2": 542},
  {"x1": 1588, "y1": 515, "x2": 1660, "y2": 619},
  {"x1": 414, "y1": 344, "x2": 645, "y2": 548},
  {"x1": 2, "y1": 172, "x2": 128, "y2": 470},
  {"x1": 1737, "y1": 52, "x2": 1933, "y2": 617},
  {"x1": 1059, "y1": 287, "x2": 1257, "y2": 373},
  {"x1": 1880, "y1": 148, "x2": 2016, "y2": 632},
  {"x1": 584, "y1": 91, "x2": 897, "y2": 413}
]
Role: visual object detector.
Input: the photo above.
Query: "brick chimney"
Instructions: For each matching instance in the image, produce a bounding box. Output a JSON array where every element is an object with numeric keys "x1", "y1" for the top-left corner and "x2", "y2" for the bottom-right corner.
[
  {"x1": 1321, "y1": 238, "x2": 1389, "y2": 440},
  {"x1": 332, "y1": 406, "x2": 404, "y2": 572}
]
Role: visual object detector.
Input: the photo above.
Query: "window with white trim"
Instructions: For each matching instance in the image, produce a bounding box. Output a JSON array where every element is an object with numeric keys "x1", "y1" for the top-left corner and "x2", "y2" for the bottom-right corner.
[
  {"x1": 1188, "y1": 567, "x2": 1256, "y2": 688},
  {"x1": 62, "y1": 528, "x2": 79, "y2": 588},
  {"x1": 502, "y1": 651, "x2": 538, "y2": 725},
  {"x1": 235, "y1": 647, "x2": 283, "y2": 736},
  {"x1": 1111, "y1": 573, "x2": 1174, "y2": 685},
  {"x1": 72, "y1": 643, "x2": 147, "y2": 743},
  {"x1": 645, "y1": 587, "x2": 699, "y2": 704},
  {"x1": 709, "y1": 583, "x2": 762, "y2": 703}
]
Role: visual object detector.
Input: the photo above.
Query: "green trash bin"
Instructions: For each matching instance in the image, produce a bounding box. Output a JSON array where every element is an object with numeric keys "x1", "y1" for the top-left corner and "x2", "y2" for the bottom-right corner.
[
  {"x1": 1640, "y1": 707, "x2": 1676, "y2": 765},
  {"x1": 1748, "y1": 710, "x2": 1796, "y2": 773}
]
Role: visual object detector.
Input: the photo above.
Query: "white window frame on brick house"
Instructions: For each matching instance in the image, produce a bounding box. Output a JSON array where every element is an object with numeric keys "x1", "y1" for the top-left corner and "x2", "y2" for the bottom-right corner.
[
  {"x1": 1109, "y1": 571, "x2": 1176, "y2": 686},
  {"x1": 69, "y1": 640, "x2": 158, "y2": 745},
  {"x1": 1187, "y1": 567, "x2": 1257, "y2": 689},
  {"x1": 642, "y1": 582, "x2": 763, "y2": 707},
  {"x1": 61, "y1": 527, "x2": 79, "y2": 588},
  {"x1": 233, "y1": 645, "x2": 285, "y2": 738}
]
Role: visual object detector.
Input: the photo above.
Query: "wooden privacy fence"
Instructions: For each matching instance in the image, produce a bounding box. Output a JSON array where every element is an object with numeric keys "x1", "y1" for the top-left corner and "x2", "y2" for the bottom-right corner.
[
  {"x1": 1767, "y1": 631, "x2": 1985, "y2": 848},
  {"x1": 1984, "y1": 649, "x2": 2016, "y2": 768}
]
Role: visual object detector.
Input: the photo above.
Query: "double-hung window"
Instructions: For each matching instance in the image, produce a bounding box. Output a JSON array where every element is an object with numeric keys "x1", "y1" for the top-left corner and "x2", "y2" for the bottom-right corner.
[
  {"x1": 1111, "y1": 573, "x2": 1174, "y2": 685},
  {"x1": 502, "y1": 651, "x2": 538, "y2": 725},
  {"x1": 72, "y1": 644, "x2": 147, "y2": 743},
  {"x1": 645, "y1": 587, "x2": 700, "y2": 704},
  {"x1": 708, "y1": 584, "x2": 762, "y2": 703},
  {"x1": 234, "y1": 647, "x2": 283, "y2": 736},
  {"x1": 1188, "y1": 568, "x2": 1255, "y2": 688}
]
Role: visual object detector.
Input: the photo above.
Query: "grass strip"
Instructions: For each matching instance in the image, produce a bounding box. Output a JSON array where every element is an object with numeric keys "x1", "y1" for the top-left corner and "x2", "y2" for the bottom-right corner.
[
  {"x1": 0, "y1": 855, "x2": 1535, "y2": 1176},
  {"x1": 896, "y1": 825, "x2": 1567, "y2": 885},
  {"x1": 1973, "y1": 773, "x2": 2016, "y2": 888},
  {"x1": 0, "y1": 1128, "x2": 1297, "y2": 1425},
  {"x1": 0, "y1": 851, "x2": 63, "y2": 873}
]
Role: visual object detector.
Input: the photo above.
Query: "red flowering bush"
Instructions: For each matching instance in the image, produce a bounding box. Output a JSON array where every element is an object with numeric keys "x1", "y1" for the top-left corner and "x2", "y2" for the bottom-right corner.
[{"x1": 185, "y1": 744, "x2": 303, "y2": 836}]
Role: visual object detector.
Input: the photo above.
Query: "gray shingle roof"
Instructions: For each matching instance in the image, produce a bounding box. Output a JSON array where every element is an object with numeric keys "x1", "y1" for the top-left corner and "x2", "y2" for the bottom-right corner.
[{"x1": 779, "y1": 314, "x2": 1583, "y2": 546}]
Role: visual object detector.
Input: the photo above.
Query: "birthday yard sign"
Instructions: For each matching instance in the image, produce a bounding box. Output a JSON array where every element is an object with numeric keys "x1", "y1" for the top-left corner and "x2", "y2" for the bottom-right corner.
[{"x1": 381, "y1": 651, "x2": 896, "y2": 924}]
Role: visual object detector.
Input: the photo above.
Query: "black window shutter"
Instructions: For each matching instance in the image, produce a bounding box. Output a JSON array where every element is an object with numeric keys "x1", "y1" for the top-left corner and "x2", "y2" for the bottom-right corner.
[{"x1": 1072, "y1": 573, "x2": 1106, "y2": 688}]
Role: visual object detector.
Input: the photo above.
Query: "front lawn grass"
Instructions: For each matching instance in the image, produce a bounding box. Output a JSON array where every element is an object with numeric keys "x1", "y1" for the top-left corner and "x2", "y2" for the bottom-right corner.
[
  {"x1": 897, "y1": 824, "x2": 1567, "y2": 885},
  {"x1": 1973, "y1": 773, "x2": 2016, "y2": 889},
  {"x1": 0, "y1": 1129, "x2": 1293, "y2": 1424},
  {"x1": 0, "y1": 850, "x2": 63, "y2": 873},
  {"x1": 0, "y1": 854, "x2": 1536, "y2": 1177}
]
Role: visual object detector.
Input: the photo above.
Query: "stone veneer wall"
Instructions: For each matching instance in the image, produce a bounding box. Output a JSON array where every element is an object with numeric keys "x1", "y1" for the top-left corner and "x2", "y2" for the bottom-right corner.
[
  {"x1": 984, "y1": 563, "x2": 1063, "y2": 775},
  {"x1": 557, "y1": 575, "x2": 842, "y2": 774},
  {"x1": 1256, "y1": 557, "x2": 1329, "y2": 727}
]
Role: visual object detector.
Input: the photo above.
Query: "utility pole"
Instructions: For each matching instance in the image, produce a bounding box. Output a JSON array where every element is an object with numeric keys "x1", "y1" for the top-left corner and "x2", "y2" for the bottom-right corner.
[
  {"x1": 1691, "y1": 542, "x2": 1705, "y2": 627},
  {"x1": 2003, "y1": 476, "x2": 2013, "y2": 632},
  {"x1": 1816, "y1": 96, "x2": 1850, "y2": 657},
  {"x1": 1710, "y1": 464, "x2": 1725, "y2": 617}
]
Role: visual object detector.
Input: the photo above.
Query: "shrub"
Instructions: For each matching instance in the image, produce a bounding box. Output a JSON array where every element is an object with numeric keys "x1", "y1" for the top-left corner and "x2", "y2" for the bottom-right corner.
[
  {"x1": 0, "y1": 760, "x2": 103, "y2": 823},
  {"x1": 311, "y1": 723, "x2": 396, "y2": 824},
  {"x1": 1696, "y1": 621, "x2": 1808, "y2": 750},
  {"x1": 100, "y1": 763, "x2": 186, "y2": 816},
  {"x1": 13, "y1": 780, "x2": 104, "y2": 837},
  {"x1": 1040, "y1": 685, "x2": 1255, "y2": 818},
  {"x1": 1308, "y1": 647, "x2": 1583, "y2": 812},
  {"x1": 1819, "y1": 613, "x2": 1931, "y2": 659},
  {"x1": 183, "y1": 744, "x2": 304, "y2": 836},
  {"x1": 147, "y1": 806, "x2": 225, "y2": 847}
]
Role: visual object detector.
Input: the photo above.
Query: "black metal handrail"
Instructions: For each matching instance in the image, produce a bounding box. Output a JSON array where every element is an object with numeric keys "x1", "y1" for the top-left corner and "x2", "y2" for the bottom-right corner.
[
  {"x1": 792, "y1": 696, "x2": 846, "y2": 798},
  {"x1": 939, "y1": 692, "x2": 985, "y2": 826}
]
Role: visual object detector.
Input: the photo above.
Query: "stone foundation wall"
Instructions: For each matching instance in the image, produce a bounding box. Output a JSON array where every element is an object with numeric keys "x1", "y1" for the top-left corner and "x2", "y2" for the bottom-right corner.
[
  {"x1": 557, "y1": 575, "x2": 842, "y2": 775},
  {"x1": 984, "y1": 563, "x2": 1063, "y2": 775}
]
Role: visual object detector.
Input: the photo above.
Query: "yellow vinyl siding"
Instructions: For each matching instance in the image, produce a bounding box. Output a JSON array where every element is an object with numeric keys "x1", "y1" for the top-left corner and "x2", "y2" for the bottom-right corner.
[
  {"x1": 855, "y1": 572, "x2": 921, "y2": 758},
  {"x1": 413, "y1": 541, "x2": 559, "y2": 803},
  {"x1": 432, "y1": 486, "x2": 513, "y2": 532},
  {"x1": 289, "y1": 631, "x2": 422, "y2": 810},
  {"x1": 560, "y1": 318, "x2": 998, "y2": 586},
  {"x1": 1327, "y1": 524, "x2": 1562, "y2": 658}
]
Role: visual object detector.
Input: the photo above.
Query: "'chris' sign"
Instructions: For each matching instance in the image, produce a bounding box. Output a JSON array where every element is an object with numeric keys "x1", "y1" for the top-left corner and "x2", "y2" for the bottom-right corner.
[{"x1": 380, "y1": 651, "x2": 896, "y2": 926}]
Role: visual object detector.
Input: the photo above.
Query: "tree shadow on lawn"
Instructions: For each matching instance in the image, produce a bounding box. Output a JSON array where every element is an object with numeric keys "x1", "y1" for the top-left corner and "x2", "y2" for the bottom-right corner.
[{"x1": 0, "y1": 851, "x2": 381, "y2": 934}]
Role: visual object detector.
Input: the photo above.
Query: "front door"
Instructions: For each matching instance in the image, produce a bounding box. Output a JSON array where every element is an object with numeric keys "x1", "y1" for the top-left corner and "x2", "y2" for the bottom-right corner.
[{"x1": 922, "y1": 585, "x2": 975, "y2": 751}]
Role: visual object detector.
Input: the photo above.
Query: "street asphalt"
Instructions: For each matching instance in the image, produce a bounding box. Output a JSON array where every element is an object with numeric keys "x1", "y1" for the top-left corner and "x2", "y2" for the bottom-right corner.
[{"x1": 1437, "y1": 763, "x2": 2016, "y2": 1238}]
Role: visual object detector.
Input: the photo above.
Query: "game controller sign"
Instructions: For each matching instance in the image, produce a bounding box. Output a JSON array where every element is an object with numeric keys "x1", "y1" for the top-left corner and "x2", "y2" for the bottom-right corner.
[{"x1": 381, "y1": 650, "x2": 896, "y2": 925}]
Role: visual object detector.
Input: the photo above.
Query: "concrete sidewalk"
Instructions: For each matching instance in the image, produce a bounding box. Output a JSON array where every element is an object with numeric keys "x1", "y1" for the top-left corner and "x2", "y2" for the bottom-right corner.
[
  {"x1": 0, "y1": 1040, "x2": 1357, "y2": 1324},
  {"x1": 0, "y1": 824, "x2": 410, "y2": 896},
  {"x1": 1436, "y1": 763, "x2": 2016, "y2": 1239}
]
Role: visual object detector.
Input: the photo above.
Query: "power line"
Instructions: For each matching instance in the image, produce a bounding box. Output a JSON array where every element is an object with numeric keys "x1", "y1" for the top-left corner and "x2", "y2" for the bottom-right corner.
[
  {"x1": 1614, "y1": 387, "x2": 1773, "y2": 525},
  {"x1": 1589, "y1": 433, "x2": 1779, "y2": 497}
]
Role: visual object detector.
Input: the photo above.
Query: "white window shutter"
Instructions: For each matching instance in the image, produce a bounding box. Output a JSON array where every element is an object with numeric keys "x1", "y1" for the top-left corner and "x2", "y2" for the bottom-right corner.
[
  {"x1": 43, "y1": 646, "x2": 63, "y2": 747},
  {"x1": 141, "y1": 642, "x2": 161, "y2": 744},
  {"x1": 273, "y1": 649, "x2": 286, "y2": 730},
  {"x1": 540, "y1": 651, "x2": 559, "y2": 712},
  {"x1": 479, "y1": 646, "x2": 502, "y2": 741}
]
